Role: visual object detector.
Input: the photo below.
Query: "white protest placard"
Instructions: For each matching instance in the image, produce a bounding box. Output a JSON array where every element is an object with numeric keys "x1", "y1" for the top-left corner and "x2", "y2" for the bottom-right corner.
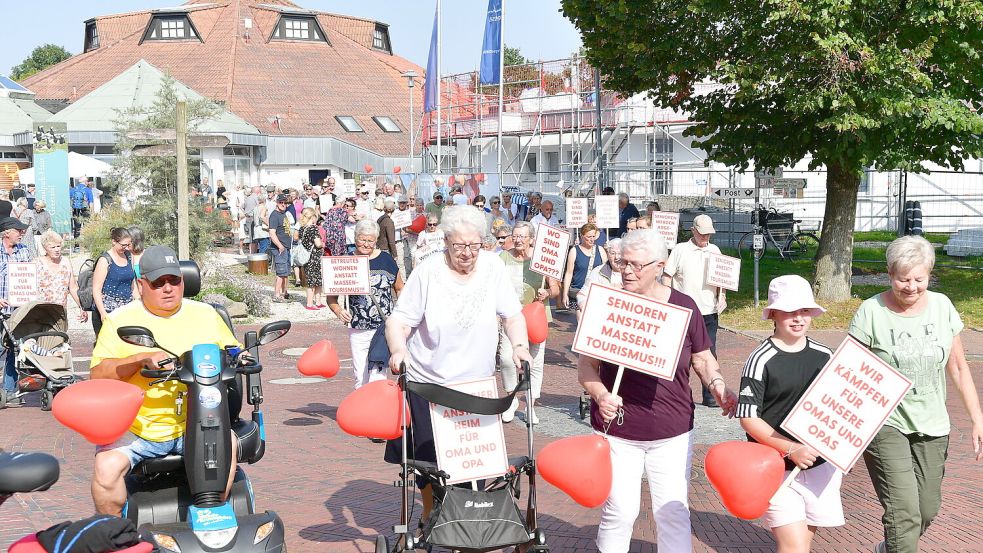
[
  {"x1": 530, "y1": 223, "x2": 571, "y2": 280},
  {"x1": 706, "y1": 253, "x2": 741, "y2": 291},
  {"x1": 391, "y1": 209, "x2": 412, "y2": 230},
  {"x1": 594, "y1": 196, "x2": 619, "y2": 230},
  {"x1": 337, "y1": 179, "x2": 357, "y2": 199},
  {"x1": 430, "y1": 377, "x2": 509, "y2": 484},
  {"x1": 572, "y1": 283, "x2": 693, "y2": 381},
  {"x1": 413, "y1": 234, "x2": 446, "y2": 265},
  {"x1": 781, "y1": 337, "x2": 913, "y2": 473},
  {"x1": 566, "y1": 198, "x2": 588, "y2": 229},
  {"x1": 321, "y1": 256, "x2": 371, "y2": 295},
  {"x1": 318, "y1": 194, "x2": 334, "y2": 213},
  {"x1": 651, "y1": 212, "x2": 681, "y2": 247},
  {"x1": 7, "y1": 262, "x2": 38, "y2": 306}
]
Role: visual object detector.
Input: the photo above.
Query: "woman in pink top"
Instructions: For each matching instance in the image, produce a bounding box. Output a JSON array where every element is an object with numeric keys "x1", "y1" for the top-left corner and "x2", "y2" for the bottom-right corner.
[{"x1": 35, "y1": 230, "x2": 87, "y2": 321}]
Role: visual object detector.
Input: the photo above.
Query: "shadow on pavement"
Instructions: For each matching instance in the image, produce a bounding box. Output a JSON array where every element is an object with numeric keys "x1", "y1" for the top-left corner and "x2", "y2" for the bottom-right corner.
[
  {"x1": 284, "y1": 402, "x2": 337, "y2": 426},
  {"x1": 692, "y1": 509, "x2": 775, "y2": 550}
]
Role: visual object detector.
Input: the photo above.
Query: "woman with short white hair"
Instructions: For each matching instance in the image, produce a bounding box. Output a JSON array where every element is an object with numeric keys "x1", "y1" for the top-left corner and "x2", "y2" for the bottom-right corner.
[
  {"x1": 36, "y1": 230, "x2": 87, "y2": 321},
  {"x1": 849, "y1": 235, "x2": 983, "y2": 553},
  {"x1": 385, "y1": 205, "x2": 533, "y2": 523},
  {"x1": 578, "y1": 228, "x2": 737, "y2": 553}
]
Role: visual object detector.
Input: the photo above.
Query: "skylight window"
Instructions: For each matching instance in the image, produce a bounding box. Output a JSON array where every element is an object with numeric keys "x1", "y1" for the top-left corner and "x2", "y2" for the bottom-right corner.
[
  {"x1": 372, "y1": 116, "x2": 401, "y2": 133},
  {"x1": 335, "y1": 116, "x2": 364, "y2": 133},
  {"x1": 271, "y1": 15, "x2": 327, "y2": 42},
  {"x1": 141, "y1": 15, "x2": 201, "y2": 43}
]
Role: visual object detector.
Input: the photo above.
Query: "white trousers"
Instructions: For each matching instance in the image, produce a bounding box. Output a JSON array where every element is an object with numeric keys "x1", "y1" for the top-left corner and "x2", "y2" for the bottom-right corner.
[
  {"x1": 596, "y1": 431, "x2": 693, "y2": 553},
  {"x1": 395, "y1": 240, "x2": 407, "y2": 279},
  {"x1": 349, "y1": 327, "x2": 386, "y2": 389},
  {"x1": 497, "y1": 328, "x2": 545, "y2": 401}
]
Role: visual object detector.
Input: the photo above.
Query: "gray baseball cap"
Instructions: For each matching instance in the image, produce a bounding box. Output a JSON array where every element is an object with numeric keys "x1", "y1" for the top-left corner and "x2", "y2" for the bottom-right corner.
[{"x1": 139, "y1": 245, "x2": 182, "y2": 282}]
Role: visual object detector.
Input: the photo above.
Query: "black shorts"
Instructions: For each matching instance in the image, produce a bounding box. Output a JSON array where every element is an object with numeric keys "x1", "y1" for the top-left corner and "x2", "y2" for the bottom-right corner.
[{"x1": 384, "y1": 389, "x2": 436, "y2": 468}]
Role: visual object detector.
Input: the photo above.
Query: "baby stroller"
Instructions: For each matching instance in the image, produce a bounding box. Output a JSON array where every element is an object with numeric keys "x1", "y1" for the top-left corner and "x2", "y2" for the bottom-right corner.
[
  {"x1": 0, "y1": 301, "x2": 78, "y2": 411},
  {"x1": 377, "y1": 363, "x2": 549, "y2": 553}
]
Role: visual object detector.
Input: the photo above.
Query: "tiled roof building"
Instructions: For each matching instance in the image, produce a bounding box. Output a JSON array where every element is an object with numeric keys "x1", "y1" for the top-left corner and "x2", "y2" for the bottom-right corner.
[{"x1": 18, "y1": 0, "x2": 424, "y2": 188}]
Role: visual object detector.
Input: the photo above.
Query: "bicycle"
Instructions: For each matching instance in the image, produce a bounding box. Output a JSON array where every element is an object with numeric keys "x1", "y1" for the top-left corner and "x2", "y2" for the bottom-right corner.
[{"x1": 738, "y1": 207, "x2": 820, "y2": 261}]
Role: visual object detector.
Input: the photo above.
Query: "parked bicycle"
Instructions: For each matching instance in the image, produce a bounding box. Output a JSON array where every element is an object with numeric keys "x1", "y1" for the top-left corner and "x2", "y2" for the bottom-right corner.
[{"x1": 738, "y1": 207, "x2": 820, "y2": 261}]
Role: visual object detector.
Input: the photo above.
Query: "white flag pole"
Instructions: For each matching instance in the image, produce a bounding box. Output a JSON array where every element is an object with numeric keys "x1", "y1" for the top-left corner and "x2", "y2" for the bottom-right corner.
[
  {"x1": 436, "y1": 0, "x2": 442, "y2": 173},
  {"x1": 496, "y1": 0, "x2": 505, "y2": 197}
]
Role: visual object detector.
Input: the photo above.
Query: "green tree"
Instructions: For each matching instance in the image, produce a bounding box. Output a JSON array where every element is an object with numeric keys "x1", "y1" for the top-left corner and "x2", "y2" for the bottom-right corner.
[
  {"x1": 562, "y1": 0, "x2": 983, "y2": 301},
  {"x1": 10, "y1": 44, "x2": 72, "y2": 81},
  {"x1": 504, "y1": 45, "x2": 529, "y2": 66}
]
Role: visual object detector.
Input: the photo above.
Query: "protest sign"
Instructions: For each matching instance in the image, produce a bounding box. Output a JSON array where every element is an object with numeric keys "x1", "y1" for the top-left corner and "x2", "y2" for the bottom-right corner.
[
  {"x1": 706, "y1": 253, "x2": 741, "y2": 291},
  {"x1": 566, "y1": 198, "x2": 588, "y2": 229},
  {"x1": 391, "y1": 209, "x2": 412, "y2": 230},
  {"x1": 321, "y1": 256, "x2": 370, "y2": 295},
  {"x1": 430, "y1": 377, "x2": 509, "y2": 484},
  {"x1": 572, "y1": 283, "x2": 693, "y2": 381},
  {"x1": 651, "y1": 212, "x2": 681, "y2": 247},
  {"x1": 7, "y1": 263, "x2": 38, "y2": 306},
  {"x1": 781, "y1": 337, "x2": 913, "y2": 473},
  {"x1": 594, "y1": 196, "x2": 619, "y2": 230},
  {"x1": 318, "y1": 194, "x2": 334, "y2": 213},
  {"x1": 530, "y1": 224, "x2": 571, "y2": 280},
  {"x1": 337, "y1": 179, "x2": 356, "y2": 199},
  {"x1": 413, "y1": 234, "x2": 446, "y2": 265}
]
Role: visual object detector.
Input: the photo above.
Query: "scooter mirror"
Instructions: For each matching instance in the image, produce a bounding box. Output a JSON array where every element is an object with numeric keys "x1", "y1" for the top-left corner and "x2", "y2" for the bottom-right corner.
[
  {"x1": 117, "y1": 326, "x2": 158, "y2": 348},
  {"x1": 258, "y1": 320, "x2": 291, "y2": 345}
]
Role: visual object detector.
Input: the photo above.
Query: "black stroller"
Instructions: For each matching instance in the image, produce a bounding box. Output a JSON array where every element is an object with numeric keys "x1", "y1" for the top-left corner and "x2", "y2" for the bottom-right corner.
[{"x1": 377, "y1": 362, "x2": 549, "y2": 553}]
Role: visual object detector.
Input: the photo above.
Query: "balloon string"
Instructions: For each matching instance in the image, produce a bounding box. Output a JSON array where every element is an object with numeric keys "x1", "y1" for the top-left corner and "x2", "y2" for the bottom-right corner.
[
  {"x1": 602, "y1": 366, "x2": 626, "y2": 435},
  {"x1": 770, "y1": 466, "x2": 802, "y2": 503}
]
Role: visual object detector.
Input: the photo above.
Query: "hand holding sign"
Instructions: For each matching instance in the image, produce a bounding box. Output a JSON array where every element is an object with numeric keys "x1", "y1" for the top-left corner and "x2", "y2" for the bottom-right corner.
[
  {"x1": 322, "y1": 256, "x2": 370, "y2": 295},
  {"x1": 530, "y1": 224, "x2": 570, "y2": 280}
]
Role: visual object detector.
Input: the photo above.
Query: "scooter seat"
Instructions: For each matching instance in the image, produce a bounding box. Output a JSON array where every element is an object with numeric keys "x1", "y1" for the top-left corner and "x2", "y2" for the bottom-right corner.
[
  {"x1": 132, "y1": 454, "x2": 184, "y2": 477},
  {"x1": 0, "y1": 452, "x2": 59, "y2": 494}
]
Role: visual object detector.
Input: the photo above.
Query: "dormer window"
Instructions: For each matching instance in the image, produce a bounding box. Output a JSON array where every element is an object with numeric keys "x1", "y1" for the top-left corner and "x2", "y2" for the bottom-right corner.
[
  {"x1": 372, "y1": 24, "x2": 391, "y2": 54},
  {"x1": 141, "y1": 14, "x2": 201, "y2": 43},
  {"x1": 271, "y1": 15, "x2": 327, "y2": 43},
  {"x1": 84, "y1": 20, "x2": 100, "y2": 52}
]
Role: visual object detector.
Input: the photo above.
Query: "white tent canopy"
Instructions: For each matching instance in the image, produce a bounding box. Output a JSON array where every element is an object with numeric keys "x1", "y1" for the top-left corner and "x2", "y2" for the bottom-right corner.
[{"x1": 17, "y1": 152, "x2": 112, "y2": 185}]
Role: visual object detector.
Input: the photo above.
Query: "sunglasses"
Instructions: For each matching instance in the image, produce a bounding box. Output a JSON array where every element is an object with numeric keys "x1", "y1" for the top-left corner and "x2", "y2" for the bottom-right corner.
[
  {"x1": 426, "y1": 223, "x2": 438, "y2": 227},
  {"x1": 474, "y1": 203, "x2": 485, "y2": 208}
]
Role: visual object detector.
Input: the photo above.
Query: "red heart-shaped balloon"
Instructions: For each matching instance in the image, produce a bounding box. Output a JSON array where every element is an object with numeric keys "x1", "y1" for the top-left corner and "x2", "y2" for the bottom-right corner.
[
  {"x1": 705, "y1": 441, "x2": 786, "y2": 520},
  {"x1": 297, "y1": 340, "x2": 340, "y2": 378},
  {"x1": 522, "y1": 302, "x2": 548, "y2": 344},
  {"x1": 538, "y1": 434, "x2": 612, "y2": 508},
  {"x1": 53, "y1": 380, "x2": 144, "y2": 445},
  {"x1": 337, "y1": 380, "x2": 409, "y2": 440}
]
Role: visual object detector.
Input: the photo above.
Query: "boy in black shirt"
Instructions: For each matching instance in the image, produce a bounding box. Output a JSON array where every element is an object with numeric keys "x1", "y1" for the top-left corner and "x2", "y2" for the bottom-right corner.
[{"x1": 738, "y1": 275, "x2": 844, "y2": 550}]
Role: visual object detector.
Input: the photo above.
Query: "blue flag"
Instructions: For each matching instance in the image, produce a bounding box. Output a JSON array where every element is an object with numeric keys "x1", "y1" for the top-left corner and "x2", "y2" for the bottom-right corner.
[
  {"x1": 479, "y1": 0, "x2": 502, "y2": 85},
  {"x1": 423, "y1": 9, "x2": 439, "y2": 113}
]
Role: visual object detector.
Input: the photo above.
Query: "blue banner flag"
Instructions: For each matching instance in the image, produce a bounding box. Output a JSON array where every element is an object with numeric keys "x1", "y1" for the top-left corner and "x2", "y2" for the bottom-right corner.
[
  {"x1": 423, "y1": 9, "x2": 439, "y2": 113},
  {"x1": 479, "y1": 0, "x2": 503, "y2": 85}
]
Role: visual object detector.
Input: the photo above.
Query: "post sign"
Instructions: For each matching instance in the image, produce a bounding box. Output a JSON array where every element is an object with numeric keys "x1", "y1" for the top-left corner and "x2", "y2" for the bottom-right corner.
[
  {"x1": 781, "y1": 337, "x2": 913, "y2": 473},
  {"x1": 430, "y1": 377, "x2": 509, "y2": 484},
  {"x1": 706, "y1": 253, "x2": 741, "y2": 291},
  {"x1": 530, "y1": 223, "x2": 571, "y2": 280},
  {"x1": 651, "y1": 212, "x2": 681, "y2": 247},
  {"x1": 391, "y1": 209, "x2": 412, "y2": 230},
  {"x1": 7, "y1": 263, "x2": 38, "y2": 306},
  {"x1": 321, "y1": 256, "x2": 371, "y2": 295},
  {"x1": 572, "y1": 283, "x2": 693, "y2": 381},
  {"x1": 712, "y1": 188, "x2": 754, "y2": 199},
  {"x1": 594, "y1": 196, "x2": 619, "y2": 230},
  {"x1": 566, "y1": 198, "x2": 588, "y2": 229}
]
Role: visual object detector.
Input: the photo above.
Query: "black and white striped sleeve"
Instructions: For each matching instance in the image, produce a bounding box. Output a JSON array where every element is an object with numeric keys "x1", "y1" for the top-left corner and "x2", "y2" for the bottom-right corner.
[{"x1": 736, "y1": 340, "x2": 774, "y2": 419}]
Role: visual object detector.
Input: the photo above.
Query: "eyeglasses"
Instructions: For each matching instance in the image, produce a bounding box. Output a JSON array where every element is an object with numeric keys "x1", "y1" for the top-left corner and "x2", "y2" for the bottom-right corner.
[
  {"x1": 434, "y1": 197, "x2": 444, "y2": 201},
  {"x1": 355, "y1": 238, "x2": 376, "y2": 245},
  {"x1": 511, "y1": 234, "x2": 530, "y2": 241},
  {"x1": 426, "y1": 223, "x2": 438, "y2": 227},
  {"x1": 491, "y1": 200, "x2": 500, "y2": 205},
  {"x1": 146, "y1": 275, "x2": 182, "y2": 289},
  {"x1": 620, "y1": 259, "x2": 658, "y2": 273},
  {"x1": 450, "y1": 242, "x2": 481, "y2": 253}
]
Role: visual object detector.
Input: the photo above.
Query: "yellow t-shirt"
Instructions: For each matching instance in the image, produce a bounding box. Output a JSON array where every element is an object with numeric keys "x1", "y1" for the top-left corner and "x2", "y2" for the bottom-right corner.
[{"x1": 90, "y1": 300, "x2": 240, "y2": 442}]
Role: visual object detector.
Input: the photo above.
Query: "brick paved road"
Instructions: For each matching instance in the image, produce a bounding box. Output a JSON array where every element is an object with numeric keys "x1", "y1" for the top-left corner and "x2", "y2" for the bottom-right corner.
[{"x1": 2, "y1": 312, "x2": 981, "y2": 552}]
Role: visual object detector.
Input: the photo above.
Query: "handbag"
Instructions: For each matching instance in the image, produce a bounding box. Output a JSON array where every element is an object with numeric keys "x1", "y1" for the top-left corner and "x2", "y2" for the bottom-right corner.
[
  {"x1": 366, "y1": 292, "x2": 391, "y2": 366},
  {"x1": 290, "y1": 229, "x2": 312, "y2": 266}
]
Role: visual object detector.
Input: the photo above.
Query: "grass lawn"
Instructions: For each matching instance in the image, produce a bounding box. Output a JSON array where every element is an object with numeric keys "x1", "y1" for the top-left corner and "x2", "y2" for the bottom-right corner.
[
  {"x1": 852, "y1": 230, "x2": 950, "y2": 244},
  {"x1": 719, "y1": 244, "x2": 983, "y2": 331}
]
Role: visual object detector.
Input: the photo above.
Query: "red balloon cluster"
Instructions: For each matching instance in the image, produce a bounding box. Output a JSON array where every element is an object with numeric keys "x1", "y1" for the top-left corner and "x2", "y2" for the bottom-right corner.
[
  {"x1": 408, "y1": 214, "x2": 427, "y2": 234},
  {"x1": 52, "y1": 380, "x2": 144, "y2": 445},
  {"x1": 538, "y1": 434, "x2": 612, "y2": 508},
  {"x1": 337, "y1": 380, "x2": 410, "y2": 440},
  {"x1": 364, "y1": 164, "x2": 374, "y2": 174},
  {"x1": 297, "y1": 340, "x2": 340, "y2": 378},
  {"x1": 522, "y1": 302, "x2": 548, "y2": 344},
  {"x1": 705, "y1": 441, "x2": 785, "y2": 520}
]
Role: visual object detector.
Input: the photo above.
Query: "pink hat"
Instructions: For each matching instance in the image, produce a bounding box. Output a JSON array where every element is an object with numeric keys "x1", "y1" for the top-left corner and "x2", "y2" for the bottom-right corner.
[{"x1": 761, "y1": 275, "x2": 826, "y2": 320}]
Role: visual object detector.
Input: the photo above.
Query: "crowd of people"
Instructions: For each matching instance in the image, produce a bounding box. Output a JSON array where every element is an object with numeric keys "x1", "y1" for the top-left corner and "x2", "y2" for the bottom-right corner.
[{"x1": 1, "y1": 175, "x2": 980, "y2": 553}]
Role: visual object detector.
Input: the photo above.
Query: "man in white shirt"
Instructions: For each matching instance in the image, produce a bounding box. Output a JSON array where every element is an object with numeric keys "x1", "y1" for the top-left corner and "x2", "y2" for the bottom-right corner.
[
  {"x1": 529, "y1": 200, "x2": 559, "y2": 232},
  {"x1": 355, "y1": 186, "x2": 374, "y2": 219},
  {"x1": 663, "y1": 214, "x2": 727, "y2": 407}
]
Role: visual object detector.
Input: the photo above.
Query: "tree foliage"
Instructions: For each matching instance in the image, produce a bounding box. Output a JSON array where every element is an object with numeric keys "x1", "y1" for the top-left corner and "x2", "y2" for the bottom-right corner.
[
  {"x1": 11, "y1": 44, "x2": 72, "y2": 81},
  {"x1": 561, "y1": 0, "x2": 983, "y2": 300},
  {"x1": 503, "y1": 45, "x2": 529, "y2": 66}
]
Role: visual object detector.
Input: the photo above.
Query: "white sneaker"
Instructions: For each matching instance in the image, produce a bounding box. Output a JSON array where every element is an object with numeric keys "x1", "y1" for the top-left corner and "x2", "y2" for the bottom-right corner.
[
  {"x1": 531, "y1": 412, "x2": 539, "y2": 425},
  {"x1": 502, "y1": 398, "x2": 518, "y2": 423}
]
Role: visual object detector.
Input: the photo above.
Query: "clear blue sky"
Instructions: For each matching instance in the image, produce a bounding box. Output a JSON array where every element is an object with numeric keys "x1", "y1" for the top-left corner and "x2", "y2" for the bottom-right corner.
[{"x1": 1, "y1": 0, "x2": 583, "y2": 78}]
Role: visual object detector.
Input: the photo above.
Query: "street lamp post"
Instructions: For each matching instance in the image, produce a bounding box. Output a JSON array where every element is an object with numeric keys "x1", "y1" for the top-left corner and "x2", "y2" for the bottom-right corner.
[{"x1": 401, "y1": 71, "x2": 418, "y2": 173}]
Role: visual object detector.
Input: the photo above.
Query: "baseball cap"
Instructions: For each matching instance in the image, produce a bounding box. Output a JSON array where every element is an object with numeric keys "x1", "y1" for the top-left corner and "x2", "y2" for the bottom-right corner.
[
  {"x1": 0, "y1": 217, "x2": 28, "y2": 232},
  {"x1": 266, "y1": 185, "x2": 277, "y2": 193},
  {"x1": 139, "y1": 245, "x2": 182, "y2": 282},
  {"x1": 397, "y1": 194, "x2": 408, "y2": 203},
  {"x1": 692, "y1": 214, "x2": 716, "y2": 234},
  {"x1": 276, "y1": 193, "x2": 289, "y2": 203},
  {"x1": 761, "y1": 275, "x2": 826, "y2": 320}
]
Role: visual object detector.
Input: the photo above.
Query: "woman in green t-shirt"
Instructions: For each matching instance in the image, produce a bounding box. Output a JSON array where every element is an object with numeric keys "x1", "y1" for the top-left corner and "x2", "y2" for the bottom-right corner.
[{"x1": 849, "y1": 235, "x2": 983, "y2": 553}]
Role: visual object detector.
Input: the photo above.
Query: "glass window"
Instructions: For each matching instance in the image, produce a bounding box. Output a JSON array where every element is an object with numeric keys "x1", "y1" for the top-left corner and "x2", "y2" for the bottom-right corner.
[
  {"x1": 372, "y1": 25, "x2": 391, "y2": 52},
  {"x1": 143, "y1": 15, "x2": 199, "y2": 42},
  {"x1": 335, "y1": 116, "x2": 364, "y2": 133},
  {"x1": 85, "y1": 22, "x2": 100, "y2": 51},
  {"x1": 372, "y1": 116, "x2": 401, "y2": 133},
  {"x1": 647, "y1": 136, "x2": 673, "y2": 195},
  {"x1": 272, "y1": 16, "x2": 325, "y2": 42}
]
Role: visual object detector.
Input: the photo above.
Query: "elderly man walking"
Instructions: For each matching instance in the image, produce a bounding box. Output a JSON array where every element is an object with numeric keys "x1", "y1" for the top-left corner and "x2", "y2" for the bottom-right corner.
[{"x1": 663, "y1": 214, "x2": 727, "y2": 407}]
